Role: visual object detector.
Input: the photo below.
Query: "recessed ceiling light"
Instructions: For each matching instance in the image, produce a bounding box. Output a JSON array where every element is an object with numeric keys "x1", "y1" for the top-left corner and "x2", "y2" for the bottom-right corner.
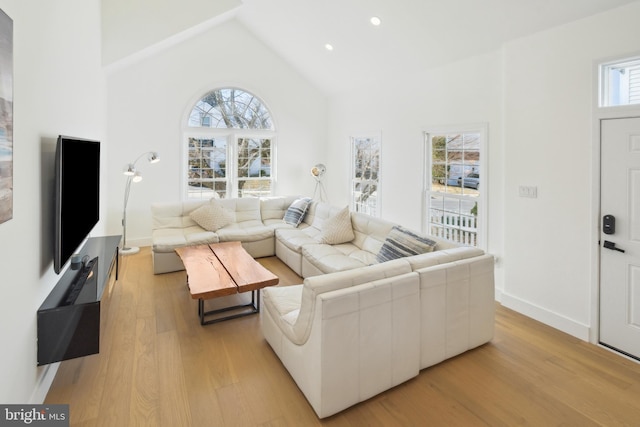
[
  {"x1": 325, "y1": 43, "x2": 334, "y2": 51},
  {"x1": 370, "y1": 16, "x2": 381, "y2": 26}
]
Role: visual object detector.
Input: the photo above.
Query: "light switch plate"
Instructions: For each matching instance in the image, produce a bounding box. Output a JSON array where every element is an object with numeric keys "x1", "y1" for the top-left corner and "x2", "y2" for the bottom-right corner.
[{"x1": 519, "y1": 186, "x2": 538, "y2": 198}]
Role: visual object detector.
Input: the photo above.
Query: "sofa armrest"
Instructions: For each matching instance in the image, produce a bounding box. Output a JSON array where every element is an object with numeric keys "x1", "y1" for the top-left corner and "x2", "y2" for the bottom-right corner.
[
  {"x1": 407, "y1": 246, "x2": 485, "y2": 270},
  {"x1": 307, "y1": 271, "x2": 420, "y2": 417},
  {"x1": 292, "y1": 258, "x2": 411, "y2": 344},
  {"x1": 416, "y1": 253, "x2": 495, "y2": 368}
]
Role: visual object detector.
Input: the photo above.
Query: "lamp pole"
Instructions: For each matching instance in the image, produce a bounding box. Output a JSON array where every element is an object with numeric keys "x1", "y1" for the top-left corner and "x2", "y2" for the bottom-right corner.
[{"x1": 121, "y1": 151, "x2": 159, "y2": 255}]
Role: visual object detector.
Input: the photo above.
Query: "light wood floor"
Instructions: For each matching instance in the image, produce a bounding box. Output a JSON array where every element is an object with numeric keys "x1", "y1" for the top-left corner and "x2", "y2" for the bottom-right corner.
[{"x1": 45, "y1": 247, "x2": 640, "y2": 426}]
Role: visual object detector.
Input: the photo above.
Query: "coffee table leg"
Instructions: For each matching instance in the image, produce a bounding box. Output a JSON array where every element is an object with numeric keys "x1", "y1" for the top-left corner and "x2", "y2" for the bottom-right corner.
[{"x1": 198, "y1": 290, "x2": 261, "y2": 325}]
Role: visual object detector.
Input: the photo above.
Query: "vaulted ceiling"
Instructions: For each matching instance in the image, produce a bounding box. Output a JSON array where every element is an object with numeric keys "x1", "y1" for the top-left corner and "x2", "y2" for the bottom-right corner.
[{"x1": 103, "y1": 0, "x2": 638, "y2": 94}]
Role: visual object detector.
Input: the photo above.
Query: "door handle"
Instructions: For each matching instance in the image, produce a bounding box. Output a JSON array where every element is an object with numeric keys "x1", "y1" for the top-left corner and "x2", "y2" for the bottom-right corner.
[{"x1": 603, "y1": 240, "x2": 625, "y2": 253}]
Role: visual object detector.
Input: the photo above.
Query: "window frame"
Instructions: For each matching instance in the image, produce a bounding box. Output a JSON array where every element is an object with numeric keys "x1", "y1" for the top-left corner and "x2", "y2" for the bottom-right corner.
[
  {"x1": 599, "y1": 55, "x2": 640, "y2": 108},
  {"x1": 423, "y1": 124, "x2": 488, "y2": 250},
  {"x1": 183, "y1": 129, "x2": 276, "y2": 199},
  {"x1": 183, "y1": 88, "x2": 276, "y2": 200}
]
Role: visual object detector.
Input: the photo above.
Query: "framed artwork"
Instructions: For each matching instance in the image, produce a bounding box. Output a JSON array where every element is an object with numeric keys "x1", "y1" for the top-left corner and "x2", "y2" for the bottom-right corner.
[{"x1": 0, "y1": 8, "x2": 12, "y2": 225}]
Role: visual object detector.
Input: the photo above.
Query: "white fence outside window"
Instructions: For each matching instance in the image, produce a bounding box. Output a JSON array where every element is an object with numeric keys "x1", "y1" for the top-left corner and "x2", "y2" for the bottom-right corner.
[{"x1": 429, "y1": 210, "x2": 477, "y2": 246}]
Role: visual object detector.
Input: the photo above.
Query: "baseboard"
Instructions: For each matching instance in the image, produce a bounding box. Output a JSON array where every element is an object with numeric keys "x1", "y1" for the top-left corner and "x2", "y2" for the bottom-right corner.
[
  {"x1": 494, "y1": 288, "x2": 503, "y2": 303},
  {"x1": 30, "y1": 362, "x2": 60, "y2": 404},
  {"x1": 126, "y1": 237, "x2": 152, "y2": 248},
  {"x1": 500, "y1": 293, "x2": 590, "y2": 341}
]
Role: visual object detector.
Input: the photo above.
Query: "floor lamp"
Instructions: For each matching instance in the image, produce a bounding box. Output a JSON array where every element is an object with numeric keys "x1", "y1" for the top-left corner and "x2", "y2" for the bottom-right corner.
[
  {"x1": 121, "y1": 151, "x2": 160, "y2": 255},
  {"x1": 311, "y1": 163, "x2": 327, "y2": 202}
]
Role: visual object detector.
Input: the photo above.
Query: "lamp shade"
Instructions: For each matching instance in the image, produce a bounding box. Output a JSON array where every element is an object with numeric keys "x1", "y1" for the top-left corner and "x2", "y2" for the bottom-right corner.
[
  {"x1": 311, "y1": 163, "x2": 326, "y2": 178},
  {"x1": 123, "y1": 164, "x2": 136, "y2": 176}
]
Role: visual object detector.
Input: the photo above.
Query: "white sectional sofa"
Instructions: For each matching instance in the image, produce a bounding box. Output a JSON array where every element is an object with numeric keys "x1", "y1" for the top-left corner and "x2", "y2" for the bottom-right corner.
[
  {"x1": 261, "y1": 253, "x2": 495, "y2": 418},
  {"x1": 151, "y1": 196, "x2": 299, "y2": 274},
  {"x1": 150, "y1": 195, "x2": 495, "y2": 418}
]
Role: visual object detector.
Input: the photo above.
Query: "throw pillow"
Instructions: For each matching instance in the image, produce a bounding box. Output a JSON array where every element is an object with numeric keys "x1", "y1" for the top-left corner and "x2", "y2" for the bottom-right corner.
[
  {"x1": 190, "y1": 200, "x2": 234, "y2": 232},
  {"x1": 376, "y1": 225, "x2": 437, "y2": 263},
  {"x1": 284, "y1": 197, "x2": 312, "y2": 227},
  {"x1": 316, "y1": 206, "x2": 355, "y2": 245}
]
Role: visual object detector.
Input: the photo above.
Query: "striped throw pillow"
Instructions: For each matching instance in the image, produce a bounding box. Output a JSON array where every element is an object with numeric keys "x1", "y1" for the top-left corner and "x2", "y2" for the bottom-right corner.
[
  {"x1": 283, "y1": 197, "x2": 312, "y2": 227},
  {"x1": 376, "y1": 226, "x2": 437, "y2": 263}
]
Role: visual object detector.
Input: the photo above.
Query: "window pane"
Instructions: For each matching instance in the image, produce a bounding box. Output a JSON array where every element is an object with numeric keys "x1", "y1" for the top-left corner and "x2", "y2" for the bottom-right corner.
[
  {"x1": 188, "y1": 137, "x2": 227, "y2": 198},
  {"x1": 353, "y1": 180, "x2": 377, "y2": 215},
  {"x1": 188, "y1": 88, "x2": 274, "y2": 129},
  {"x1": 351, "y1": 136, "x2": 381, "y2": 216},
  {"x1": 237, "y1": 179, "x2": 271, "y2": 198},
  {"x1": 601, "y1": 58, "x2": 640, "y2": 107},
  {"x1": 236, "y1": 137, "x2": 273, "y2": 197},
  {"x1": 426, "y1": 129, "x2": 482, "y2": 247}
]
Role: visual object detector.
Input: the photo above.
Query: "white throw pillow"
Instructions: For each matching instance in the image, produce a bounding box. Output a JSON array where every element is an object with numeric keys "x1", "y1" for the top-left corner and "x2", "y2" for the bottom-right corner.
[
  {"x1": 190, "y1": 200, "x2": 234, "y2": 231},
  {"x1": 316, "y1": 206, "x2": 355, "y2": 244}
]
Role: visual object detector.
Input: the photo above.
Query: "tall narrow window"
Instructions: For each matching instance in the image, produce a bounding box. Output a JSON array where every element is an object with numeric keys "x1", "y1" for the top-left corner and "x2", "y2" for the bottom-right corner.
[
  {"x1": 350, "y1": 135, "x2": 380, "y2": 216},
  {"x1": 424, "y1": 126, "x2": 486, "y2": 248},
  {"x1": 185, "y1": 88, "x2": 275, "y2": 199}
]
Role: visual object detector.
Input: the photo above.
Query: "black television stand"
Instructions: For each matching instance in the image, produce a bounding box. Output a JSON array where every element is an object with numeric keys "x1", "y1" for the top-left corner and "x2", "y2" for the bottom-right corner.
[{"x1": 37, "y1": 235, "x2": 121, "y2": 366}]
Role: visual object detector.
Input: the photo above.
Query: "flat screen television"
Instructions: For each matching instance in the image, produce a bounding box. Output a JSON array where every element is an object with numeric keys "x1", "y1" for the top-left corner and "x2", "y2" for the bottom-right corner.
[{"x1": 54, "y1": 136, "x2": 100, "y2": 274}]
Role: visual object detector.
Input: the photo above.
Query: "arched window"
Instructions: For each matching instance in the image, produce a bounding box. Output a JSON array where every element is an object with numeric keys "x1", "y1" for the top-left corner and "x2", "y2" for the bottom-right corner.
[{"x1": 185, "y1": 88, "x2": 275, "y2": 199}]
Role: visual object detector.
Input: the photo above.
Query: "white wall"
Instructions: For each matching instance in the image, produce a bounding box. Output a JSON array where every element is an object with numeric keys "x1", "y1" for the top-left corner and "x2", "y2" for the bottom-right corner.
[
  {"x1": 0, "y1": 0, "x2": 106, "y2": 403},
  {"x1": 326, "y1": 51, "x2": 505, "y2": 292},
  {"x1": 502, "y1": 1, "x2": 640, "y2": 339},
  {"x1": 101, "y1": 0, "x2": 241, "y2": 65},
  {"x1": 105, "y1": 19, "x2": 327, "y2": 244},
  {"x1": 327, "y1": 1, "x2": 640, "y2": 342}
]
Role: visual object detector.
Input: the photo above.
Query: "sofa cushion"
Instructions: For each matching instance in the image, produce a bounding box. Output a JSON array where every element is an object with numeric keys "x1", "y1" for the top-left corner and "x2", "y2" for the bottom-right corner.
[
  {"x1": 406, "y1": 246, "x2": 485, "y2": 270},
  {"x1": 218, "y1": 197, "x2": 262, "y2": 222},
  {"x1": 152, "y1": 200, "x2": 208, "y2": 230},
  {"x1": 284, "y1": 197, "x2": 312, "y2": 226},
  {"x1": 315, "y1": 206, "x2": 355, "y2": 245},
  {"x1": 189, "y1": 200, "x2": 235, "y2": 231},
  {"x1": 151, "y1": 226, "x2": 219, "y2": 253},
  {"x1": 376, "y1": 226, "x2": 437, "y2": 263},
  {"x1": 262, "y1": 284, "x2": 303, "y2": 327},
  {"x1": 302, "y1": 243, "x2": 368, "y2": 274},
  {"x1": 216, "y1": 220, "x2": 274, "y2": 242},
  {"x1": 303, "y1": 201, "x2": 342, "y2": 229},
  {"x1": 275, "y1": 227, "x2": 319, "y2": 252},
  {"x1": 261, "y1": 196, "x2": 301, "y2": 230},
  {"x1": 261, "y1": 196, "x2": 301, "y2": 220},
  {"x1": 350, "y1": 212, "x2": 396, "y2": 254}
]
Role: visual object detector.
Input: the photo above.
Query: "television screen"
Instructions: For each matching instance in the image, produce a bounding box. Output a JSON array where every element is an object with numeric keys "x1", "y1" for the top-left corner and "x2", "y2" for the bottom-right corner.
[{"x1": 54, "y1": 136, "x2": 100, "y2": 274}]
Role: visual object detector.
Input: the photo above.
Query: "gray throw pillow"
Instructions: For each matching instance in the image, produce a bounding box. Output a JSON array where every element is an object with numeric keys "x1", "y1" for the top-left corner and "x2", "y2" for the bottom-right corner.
[
  {"x1": 376, "y1": 225, "x2": 437, "y2": 263},
  {"x1": 283, "y1": 197, "x2": 312, "y2": 227}
]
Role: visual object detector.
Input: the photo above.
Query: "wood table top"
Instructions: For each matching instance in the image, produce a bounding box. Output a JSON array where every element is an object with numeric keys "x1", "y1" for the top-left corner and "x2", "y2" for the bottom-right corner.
[{"x1": 175, "y1": 242, "x2": 279, "y2": 300}]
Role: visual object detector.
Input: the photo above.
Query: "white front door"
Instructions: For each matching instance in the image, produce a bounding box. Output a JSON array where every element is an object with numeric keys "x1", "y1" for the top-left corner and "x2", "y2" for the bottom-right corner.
[{"x1": 600, "y1": 117, "x2": 640, "y2": 359}]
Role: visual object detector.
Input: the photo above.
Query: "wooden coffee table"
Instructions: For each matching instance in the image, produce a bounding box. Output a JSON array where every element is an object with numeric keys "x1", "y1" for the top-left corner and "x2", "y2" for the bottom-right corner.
[{"x1": 175, "y1": 242, "x2": 279, "y2": 325}]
